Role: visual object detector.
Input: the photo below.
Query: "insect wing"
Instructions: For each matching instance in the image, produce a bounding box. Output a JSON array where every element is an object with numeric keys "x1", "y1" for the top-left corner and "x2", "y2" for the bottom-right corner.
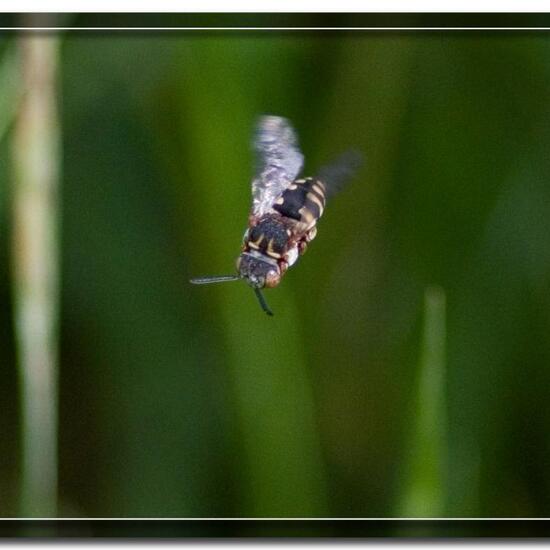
[
  {"x1": 251, "y1": 115, "x2": 304, "y2": 217},
  {"x1": 315, "y1": 150, "x2": 363, "y2": 199}
]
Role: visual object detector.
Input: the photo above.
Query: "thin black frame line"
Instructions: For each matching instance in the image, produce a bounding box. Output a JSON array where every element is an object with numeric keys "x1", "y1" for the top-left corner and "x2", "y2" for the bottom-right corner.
[
  {"x1": 4, "y1": 26, "x2": 550, "y2": 30},
  {"x1": 0, "y1": 517, "x2": 550, "y2": 523}
]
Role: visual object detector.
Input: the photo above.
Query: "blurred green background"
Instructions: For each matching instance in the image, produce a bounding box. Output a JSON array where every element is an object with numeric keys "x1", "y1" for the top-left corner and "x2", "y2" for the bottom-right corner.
[{"x1": 2, "y1": 26, "x2": 550, "y2": 522}]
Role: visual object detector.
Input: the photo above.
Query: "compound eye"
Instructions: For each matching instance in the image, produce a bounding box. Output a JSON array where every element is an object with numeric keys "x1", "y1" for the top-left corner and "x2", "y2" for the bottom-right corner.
[{"x1": 264, "y1": 270, "x2": 281, "y2": 288}]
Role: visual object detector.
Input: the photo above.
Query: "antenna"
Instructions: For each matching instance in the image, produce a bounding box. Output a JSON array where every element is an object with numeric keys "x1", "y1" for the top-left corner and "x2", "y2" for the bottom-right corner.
[
  {"x1": 254, "y1": 288, "x2": 274, "y2": 316},
  {"x1": 190, "y1": 275, "x2": 240, "y2": 285},
  {"x1": 190, "y1": 274, "x2": 274, "y2": 316}
]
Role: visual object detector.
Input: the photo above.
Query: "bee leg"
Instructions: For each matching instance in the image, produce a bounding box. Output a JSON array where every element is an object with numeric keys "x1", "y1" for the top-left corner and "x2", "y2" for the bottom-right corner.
[
  {"x1": 279, "y1": 260, "x2": 289, "y2": 274},
  {"x1": 305, "y1": 226, "x2": 317, "y2": 242},
  {"x1": 298, "y1": 239, "x2": 308, "y2": 256},
  {"x1": 241, "y1": 228, "x2": 250, "y2": 249}
]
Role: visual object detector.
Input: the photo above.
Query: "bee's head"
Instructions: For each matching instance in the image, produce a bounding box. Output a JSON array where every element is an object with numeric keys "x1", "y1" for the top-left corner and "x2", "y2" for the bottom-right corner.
[
  {"x1": 190, "y1": 254, "x2": 278, "y2": 316},
  {"x1": 237, "y1": 253, "x2": 281, "y2": 289}
]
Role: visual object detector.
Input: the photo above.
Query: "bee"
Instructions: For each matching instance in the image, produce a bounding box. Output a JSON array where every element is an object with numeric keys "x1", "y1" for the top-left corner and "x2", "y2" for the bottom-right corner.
[{"x1": 190, "y1": 115, "x2": 361, "y2": 316}]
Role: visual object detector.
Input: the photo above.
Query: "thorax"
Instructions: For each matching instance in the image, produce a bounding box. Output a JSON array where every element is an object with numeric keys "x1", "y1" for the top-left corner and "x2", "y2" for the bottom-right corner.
[{"x1": 244, "y1": 214, "x2": 292, "y2": 261}]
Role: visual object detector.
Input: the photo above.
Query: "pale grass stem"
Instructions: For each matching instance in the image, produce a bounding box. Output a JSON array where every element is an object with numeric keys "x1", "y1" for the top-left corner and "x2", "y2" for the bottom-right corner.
[{"x1": 11, "y1": 29, "x2": 61, "y2": 517}]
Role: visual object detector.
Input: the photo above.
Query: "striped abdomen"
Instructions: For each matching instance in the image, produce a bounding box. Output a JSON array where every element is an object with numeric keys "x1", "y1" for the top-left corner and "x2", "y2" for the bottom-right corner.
[{"x1": 273, "y1": 177, "x2": 327, "y2": 231}]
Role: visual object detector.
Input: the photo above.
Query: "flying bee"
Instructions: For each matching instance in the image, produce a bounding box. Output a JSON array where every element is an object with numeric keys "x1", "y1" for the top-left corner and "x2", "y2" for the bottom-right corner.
[{"x1": 190, "y1": 115, "x2": 362, "y2": 316}]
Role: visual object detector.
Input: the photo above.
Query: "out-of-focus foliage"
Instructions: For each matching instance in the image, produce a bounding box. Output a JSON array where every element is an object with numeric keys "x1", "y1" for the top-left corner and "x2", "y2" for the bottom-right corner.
[
  {"x1": 2, "y1": 26, "x2": 550, "y2": 523},
  {"x1": 398, "y1": 286, "x2": 447, "y2": 518}
]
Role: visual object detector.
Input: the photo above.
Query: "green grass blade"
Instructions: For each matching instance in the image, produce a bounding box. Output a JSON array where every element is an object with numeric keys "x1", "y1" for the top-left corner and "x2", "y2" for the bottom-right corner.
[
  {"x1": 398, "y1": 285, "x2": 447, "y2": 518},
  {"x1": 175, "y1": 36, "x2": 328, "y2": 517}
]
